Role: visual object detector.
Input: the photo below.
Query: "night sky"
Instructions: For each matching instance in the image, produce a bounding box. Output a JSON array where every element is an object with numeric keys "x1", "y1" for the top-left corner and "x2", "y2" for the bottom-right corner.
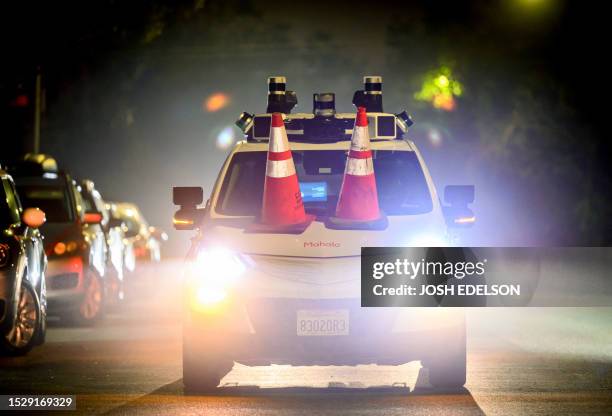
[{"x1": 2, "y1": 0, "x2": 610, "y2": 254}]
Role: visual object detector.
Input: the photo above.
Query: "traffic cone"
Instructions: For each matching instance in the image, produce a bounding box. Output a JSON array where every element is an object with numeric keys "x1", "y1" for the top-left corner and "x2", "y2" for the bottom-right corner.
[
  {"x1": 327, "y1": 107, "x2": 387, "y2": 230},
  {"x1": 248, "y1": 113, "x2": 315, "y2": 234}
]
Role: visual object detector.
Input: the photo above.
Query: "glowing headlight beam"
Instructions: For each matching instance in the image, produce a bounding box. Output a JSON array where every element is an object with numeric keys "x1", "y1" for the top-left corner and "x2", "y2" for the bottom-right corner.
[
  {"x1": 194, "y1": 247, "x2": 246, "y2": 284},
  {"x1": 195, "y1": 286, "x2": 227, "y2": 306}
]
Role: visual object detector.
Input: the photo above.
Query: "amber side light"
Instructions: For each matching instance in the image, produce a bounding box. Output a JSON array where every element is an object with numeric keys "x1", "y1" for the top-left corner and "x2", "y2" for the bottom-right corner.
[
  {"x1": 173, "y1": 218, "x2": 194, "y2": 225},
  {"x1": 22, "y1": 207, "x2": 46, "y2": 228}
]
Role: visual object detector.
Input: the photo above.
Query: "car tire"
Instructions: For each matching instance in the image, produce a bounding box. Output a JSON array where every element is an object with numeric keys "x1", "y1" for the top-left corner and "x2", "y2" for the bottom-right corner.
[
  {"x1": 182, "y1": 328, "x2": 234, "y2": 393},
  {"x1": 65, "y1": 268, "x2": 105, "y2": 326},
  {"x1": 422, "y1": 320, "x2": 467, "y2": 388},
  {"x1": 1, "y1": 279, "x2": 42, "y2": 356},
  {"x1": 33, "y1": 273, "x2": 47, "y2": 346}
]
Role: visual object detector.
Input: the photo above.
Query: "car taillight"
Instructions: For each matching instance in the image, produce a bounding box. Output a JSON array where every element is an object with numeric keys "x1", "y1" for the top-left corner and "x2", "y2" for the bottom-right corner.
[{"x1": 53, "y1": 241, "x2": 80, "y2": 256}]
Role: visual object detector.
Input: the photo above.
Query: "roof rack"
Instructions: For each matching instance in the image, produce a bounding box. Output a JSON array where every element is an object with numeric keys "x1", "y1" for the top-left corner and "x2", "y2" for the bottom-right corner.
[
  {"x1": 235, "y1": 75, "x2": 414, "y2": 144},
  {"x1": 245, "y1": 112, "x2": 401, "y2": 143}
]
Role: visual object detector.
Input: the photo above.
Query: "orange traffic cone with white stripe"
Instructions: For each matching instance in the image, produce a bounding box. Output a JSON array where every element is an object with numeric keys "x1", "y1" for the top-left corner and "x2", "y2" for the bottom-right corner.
[
  {"x1": 327, "y1": 107, "x2": 387, "y2": 230},
  {"x1": 248, "y1": 113, "x2": 315, "y2": 234}
]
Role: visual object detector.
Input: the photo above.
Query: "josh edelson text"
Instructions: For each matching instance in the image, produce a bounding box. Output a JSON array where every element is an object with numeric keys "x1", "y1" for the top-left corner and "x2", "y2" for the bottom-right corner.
[{"x1": 370, "y1": 258, "x2": 521, "y2": 297}]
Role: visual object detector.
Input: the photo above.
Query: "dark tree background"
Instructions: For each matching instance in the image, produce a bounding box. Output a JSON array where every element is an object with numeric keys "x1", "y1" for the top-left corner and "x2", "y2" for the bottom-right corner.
[{"x1": 1, "y1": 0, "x2": 610, "y2": 253}]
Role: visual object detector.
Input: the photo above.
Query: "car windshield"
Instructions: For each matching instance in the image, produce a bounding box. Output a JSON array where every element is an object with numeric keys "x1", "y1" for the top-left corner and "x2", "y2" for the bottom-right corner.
[
  {"x1": 14, "y1": 177, "x2": 74, "y2": 222},
  {"x1": 216, "y1": 150, "x2": 433, "y2": 217}
]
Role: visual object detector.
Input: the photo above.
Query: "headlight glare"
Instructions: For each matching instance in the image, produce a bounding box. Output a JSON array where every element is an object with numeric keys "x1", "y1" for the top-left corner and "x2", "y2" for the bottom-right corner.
[
  {"x1": 194, "y1": 247, "x2": 246, "y2": 284},
  {"x1": 187, "y1": 247, "x2": 246, "y2": 309}
]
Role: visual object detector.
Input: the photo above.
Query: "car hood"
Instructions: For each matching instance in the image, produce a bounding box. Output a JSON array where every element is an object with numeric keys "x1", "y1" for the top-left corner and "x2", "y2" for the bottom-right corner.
[{"x1": 202, "y1": 213, "x2": 446, "y2": 258}]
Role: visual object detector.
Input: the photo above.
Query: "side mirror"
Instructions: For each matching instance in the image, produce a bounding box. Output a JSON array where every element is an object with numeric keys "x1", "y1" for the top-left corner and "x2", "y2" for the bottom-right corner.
[
  {"x1": 173, "y1": 187, "x2": 205, "y2": 231},
  {"x1": 173, "y1": 187, "x2": 203, "y2": 206},
  {"x1": 443, "y1": 185, "x2": 475, "y2": 228},
  {"x1": 22, "y1": 207, "x2": 46, "y2": 228},
  {"x1": 84, "y1": 212, "x2": 103, "y2": 224}
]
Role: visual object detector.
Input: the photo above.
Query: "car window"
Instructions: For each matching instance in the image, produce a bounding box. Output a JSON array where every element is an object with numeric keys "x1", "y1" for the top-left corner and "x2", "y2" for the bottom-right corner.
[
  {"x1": 81, "y1": 190, "x2": 96, "y2": 212},
  {"x1": 215, "y1": 150, "x2": 433, "y2": 217},
  {"x1": 71, "y1": 183, "x2": 84, "y2": 220},
  {"x1": 0, "y1": 177, "x2": 22, "y2": 228},
  {"x1": 15, "y1": 176, "x2": 75, "y2": 223}
]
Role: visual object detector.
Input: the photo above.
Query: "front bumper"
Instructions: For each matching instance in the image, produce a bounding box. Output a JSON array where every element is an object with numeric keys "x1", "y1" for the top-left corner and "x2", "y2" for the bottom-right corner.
[{"x1": 185, "y1": 295, "x2": 465, "y2": 366}]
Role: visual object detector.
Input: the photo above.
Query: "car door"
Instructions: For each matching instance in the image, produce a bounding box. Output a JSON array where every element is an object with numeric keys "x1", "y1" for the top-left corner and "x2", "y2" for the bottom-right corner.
[{"x1": 4, "y1": 177, "x2": 45, "y2": 294}]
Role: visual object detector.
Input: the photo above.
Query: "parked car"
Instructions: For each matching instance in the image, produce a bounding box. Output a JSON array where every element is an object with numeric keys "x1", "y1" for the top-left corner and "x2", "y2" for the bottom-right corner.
[
  {"x1": 106, "y1": 202, "x2": 136, "y2": 275},
  {"x1": 111, "y1": 202, "x2": 165, "y2": 263},
  {"x1": 0, "y1": 167, "x2": 47, "y2": 355},
  {"x1": 10, "y1": 154, "x2": 108, "y2": 324},
  {"x1": 79, "y1": 179, "x2": 126, "y2": 303}
]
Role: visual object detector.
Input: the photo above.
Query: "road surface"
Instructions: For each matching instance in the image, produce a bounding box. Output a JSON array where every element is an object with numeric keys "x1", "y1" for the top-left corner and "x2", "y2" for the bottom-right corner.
[{"x1": 1, "y1": 260, "x2": 611, "y2": 415}]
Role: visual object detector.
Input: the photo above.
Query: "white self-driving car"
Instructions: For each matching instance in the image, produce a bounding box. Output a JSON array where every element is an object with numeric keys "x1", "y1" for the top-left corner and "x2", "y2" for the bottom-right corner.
[{"x1": 173, "y1": 77, "x2": 475, "y2": 392}]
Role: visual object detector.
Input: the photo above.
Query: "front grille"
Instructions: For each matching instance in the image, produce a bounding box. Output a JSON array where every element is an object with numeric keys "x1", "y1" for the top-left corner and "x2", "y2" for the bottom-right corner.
[
  {"x1": 251, "y1": 255, "x2": 361, "y2": 285},
  {"x1": 51, "y1": 273, "x2": 79, "y2": 290}
]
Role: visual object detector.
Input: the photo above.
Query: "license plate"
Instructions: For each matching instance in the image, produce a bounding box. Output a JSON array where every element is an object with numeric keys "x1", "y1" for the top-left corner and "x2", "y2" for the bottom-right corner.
[{"x1": 296, "y1": 309, "x2": 349, "y2": 336}]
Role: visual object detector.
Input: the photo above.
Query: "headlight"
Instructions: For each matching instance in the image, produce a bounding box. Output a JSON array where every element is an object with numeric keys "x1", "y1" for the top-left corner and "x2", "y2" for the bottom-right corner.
[
  {"x1": 194, "y1": 286, "x2": 228, "y2": 306},
  {"x1": 194, "y1": 247, "x2": 246, "y2": 283},
  {"x1": 186, "y1": 247, "x2": 247, "y2": 309}
]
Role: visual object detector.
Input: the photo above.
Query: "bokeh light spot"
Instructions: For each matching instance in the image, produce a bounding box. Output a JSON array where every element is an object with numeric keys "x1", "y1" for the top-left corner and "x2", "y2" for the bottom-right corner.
[
  {"x1": 435, "y1": 75, "x2": 449, "y2": 88},
  {"x1": 433, "y1": 94, "x2": 456, "y2": 111},
  {"x1": 204, "y1": 92, "x2": 230, "y2": 112},
  {"x1": 427, "y1": 127, "x2": 443, "y2": 147},
  {"x1": 415, "y1": 66, "x2": 463, "y2": 111},
  {"x1": 216, "y1": 126, "x2": 235, "y2": 149}
]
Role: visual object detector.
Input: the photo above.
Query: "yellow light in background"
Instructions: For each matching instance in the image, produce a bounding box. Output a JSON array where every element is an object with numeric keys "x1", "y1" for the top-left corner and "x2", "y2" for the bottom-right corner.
[
  {"x1": 204, "y1": 93, "x2": 230, "y2": 112},
  {"x1": 415, "y1": 66, "x2": 463, "y2": 112},
  {"x1": 518, "y1": 0, "x2": 548, "y2": 7},
  {"x1": 435, "y1": 75, "x2": 450, "y2": 88}
]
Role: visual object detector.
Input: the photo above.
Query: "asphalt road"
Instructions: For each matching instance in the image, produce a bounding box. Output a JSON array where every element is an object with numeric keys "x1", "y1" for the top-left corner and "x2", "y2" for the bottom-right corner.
[{"x1": 1, "y1": 260, "x2": 612, "y2": 415}]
